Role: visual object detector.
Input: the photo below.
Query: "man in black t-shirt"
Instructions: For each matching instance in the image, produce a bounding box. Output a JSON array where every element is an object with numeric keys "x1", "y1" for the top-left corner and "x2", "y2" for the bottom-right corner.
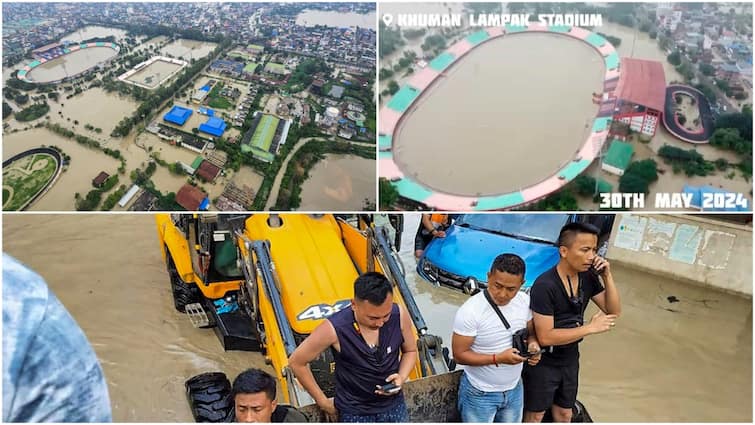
[{"x1": 523, "y1": 223, "x2": 621, "y2": 423}]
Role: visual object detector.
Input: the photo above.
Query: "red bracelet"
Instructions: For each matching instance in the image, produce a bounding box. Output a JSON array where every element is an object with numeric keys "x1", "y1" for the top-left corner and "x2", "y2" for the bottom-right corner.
[{"x1": 492, "y1": 353, "x2": 498, "y2": 367}]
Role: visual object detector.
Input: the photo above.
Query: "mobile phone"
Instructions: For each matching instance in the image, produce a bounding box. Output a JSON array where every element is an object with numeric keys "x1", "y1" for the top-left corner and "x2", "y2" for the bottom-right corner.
[
  {"x1": 589, "y1": 259, "x2": 604, "y2": 276},
  {"x1": 376, "y1": 383, "x2": 400, "y2": 393},
  {"x1": 519, "y1": 349, "x2": 545, "y2": 358}
]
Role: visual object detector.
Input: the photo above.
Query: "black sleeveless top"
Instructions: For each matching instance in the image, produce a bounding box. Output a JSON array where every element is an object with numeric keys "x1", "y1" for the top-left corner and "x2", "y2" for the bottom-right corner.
[{"x1": 329, "y1": 304, "x2": 405, "y2": 415}]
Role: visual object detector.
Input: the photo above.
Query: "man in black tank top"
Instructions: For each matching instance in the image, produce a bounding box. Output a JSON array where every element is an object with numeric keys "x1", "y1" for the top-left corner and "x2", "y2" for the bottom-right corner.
[
  {"x1": 523, "y1": 223, "x2": 621, "y2": 422},
  {"x1": 289, "y1": 272, "x2": 418, "y2": 422}
]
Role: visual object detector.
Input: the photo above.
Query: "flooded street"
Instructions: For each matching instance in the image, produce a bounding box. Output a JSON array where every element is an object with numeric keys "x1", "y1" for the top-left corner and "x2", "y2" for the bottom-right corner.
[
  {"x1": 296, "y1": 10, "x2": 377, "y2": 30},
  {"x1": 299, "y1": 155, "x2": 376, "y2": 211},
  {"x1": 2, "y1": 213, "x2": 750, "y2": 422},
  {"x1": 26, "y1": 47, "x2": 117, "y2": 83},
  {"x1": 393, "y1": 33, "x2": 604, "y2": 196}
]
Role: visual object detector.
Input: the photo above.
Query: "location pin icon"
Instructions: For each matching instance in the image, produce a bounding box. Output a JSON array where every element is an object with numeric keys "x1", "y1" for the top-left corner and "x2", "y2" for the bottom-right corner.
[{"x1": 382, "y1": 14, "x2": 394, "y2": 27}]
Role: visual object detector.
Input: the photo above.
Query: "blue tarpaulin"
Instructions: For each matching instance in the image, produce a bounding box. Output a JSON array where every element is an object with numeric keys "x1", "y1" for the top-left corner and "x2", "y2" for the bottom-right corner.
[
  {"x1": 199, "y1": 106, "x2": 215, "y2": 116},
  {"x1": 200, "y1": 85, "x2": 211, "y2": 92},
  {"x1": 163, "y1": 105, "x2": 193, "y2": 126},
  {"x1": 198, "y1": 117, "x2": 227, "y2": 137},
  {"x1": 199, "y1": 198, "x2": 210, "y2": 211}
]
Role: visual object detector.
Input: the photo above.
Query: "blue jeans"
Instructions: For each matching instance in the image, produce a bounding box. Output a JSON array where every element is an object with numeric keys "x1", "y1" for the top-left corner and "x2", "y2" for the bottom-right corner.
[
  {"x1": 458, "y1": 372, "x2": 524, "y2": 423},
  {"x1": 340, "y1": 398, "x2": 409, "y2": 423}
]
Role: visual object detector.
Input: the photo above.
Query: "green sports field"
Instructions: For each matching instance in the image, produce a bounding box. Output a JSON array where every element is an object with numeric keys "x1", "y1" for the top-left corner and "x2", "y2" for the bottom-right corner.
[{"x1": 250, "y1": 115, "x2": 279, "y2": 152}]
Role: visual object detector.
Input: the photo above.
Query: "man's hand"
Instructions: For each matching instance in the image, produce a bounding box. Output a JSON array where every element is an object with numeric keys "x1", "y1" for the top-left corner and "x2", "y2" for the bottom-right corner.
[
  {"x1": 592, "y1": 256, "x2": 611, "y2": 276},
  {"x1": 587, "y1": 311, "x2": 617, "y2": 334},
  {"x1": 375, "y1": 373, "x2": 405, "y2": 396},
  {"x1": 498, "y1": 348, "x2": 527, "y2": 365},
  {"x1": 526, "y1": 342, "x2": 542, "y2": 366},
  {"x1": 317, "y1": 397, "x2": 337, "y2": 420},
  {"x1": 432, "y1": 229, "x2": 446, "y2": 238}
]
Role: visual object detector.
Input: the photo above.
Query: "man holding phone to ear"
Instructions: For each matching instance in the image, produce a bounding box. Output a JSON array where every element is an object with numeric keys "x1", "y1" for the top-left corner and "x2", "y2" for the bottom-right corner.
[
  {"x1": 452, "y1": 254, "x2": 542, "y2": 423},
  {"x1": 523, "y1": 222, "x2": 621, "y2": 423}
]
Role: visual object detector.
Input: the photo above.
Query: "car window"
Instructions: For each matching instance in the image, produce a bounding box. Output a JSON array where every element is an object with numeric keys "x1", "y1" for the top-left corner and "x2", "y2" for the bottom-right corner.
[{"x1": 456, "y1": 214, "x2": 568, "y2": 244}]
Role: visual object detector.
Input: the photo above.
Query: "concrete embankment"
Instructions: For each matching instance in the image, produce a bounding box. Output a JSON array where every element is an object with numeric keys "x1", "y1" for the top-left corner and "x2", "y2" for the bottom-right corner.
[{"x1": 607, "y1": 214, "x2": 752, "y2": 297}]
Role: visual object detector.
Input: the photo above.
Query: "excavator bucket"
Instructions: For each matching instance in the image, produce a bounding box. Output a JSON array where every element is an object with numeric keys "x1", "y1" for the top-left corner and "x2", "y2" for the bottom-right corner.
[{"x1": 298, "y1": 370, "x2": 463, "y2": 423}]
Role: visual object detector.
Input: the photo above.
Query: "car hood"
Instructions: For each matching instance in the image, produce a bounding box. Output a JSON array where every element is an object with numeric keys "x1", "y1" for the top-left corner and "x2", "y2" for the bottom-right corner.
[{"x1": 423, "y1": 226, "x2": 560, "y2": 288}]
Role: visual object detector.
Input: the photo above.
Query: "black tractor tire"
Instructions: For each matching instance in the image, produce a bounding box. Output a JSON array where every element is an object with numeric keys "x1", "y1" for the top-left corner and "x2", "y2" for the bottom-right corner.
[
  {"x1": 185, "y1": 372, "x2": 234, "y2": 423},
  {"x1": 166, "y1": 248, "x2": 200, "y2": 313},
  {"x1": 542, "y1": 400, "x2": 593, "y2": 423}
]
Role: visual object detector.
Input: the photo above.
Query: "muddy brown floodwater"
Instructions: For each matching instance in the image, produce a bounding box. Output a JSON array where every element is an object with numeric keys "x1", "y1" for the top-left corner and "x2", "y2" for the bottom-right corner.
[
  {"x1": 393, "y1": 32, "x2": 604, "y2": 196},
  {"x1": 2, "y1": 213, "x2": 751, "y2": 422},
  {"x1": 26, "y1": 47, "x2": 118, "y2": 83}
]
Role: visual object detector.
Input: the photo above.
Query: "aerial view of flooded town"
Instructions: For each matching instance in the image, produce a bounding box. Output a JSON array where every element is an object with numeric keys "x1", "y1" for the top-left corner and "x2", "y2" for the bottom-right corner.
[
  {"x1": 378, "y1": 2, "x2": 753, "y2": 212},
  {"x1": 2, "y1": 2, "x2": 377, "y2": 211}
]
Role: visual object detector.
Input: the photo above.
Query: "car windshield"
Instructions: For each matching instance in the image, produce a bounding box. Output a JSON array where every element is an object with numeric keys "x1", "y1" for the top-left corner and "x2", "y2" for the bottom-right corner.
[{"x1": 456, "y1": 214, "x2": 569, "y2": 244}]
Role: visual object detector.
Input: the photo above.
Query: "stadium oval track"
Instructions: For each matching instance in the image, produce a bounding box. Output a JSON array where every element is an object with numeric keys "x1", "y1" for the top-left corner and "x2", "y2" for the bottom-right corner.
[{"x1": 662, "y1": 84, "x2": 715, "y2": 143}]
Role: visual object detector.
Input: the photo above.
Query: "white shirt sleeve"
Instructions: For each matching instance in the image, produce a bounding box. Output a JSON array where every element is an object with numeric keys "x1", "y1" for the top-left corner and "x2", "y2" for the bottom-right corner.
[{"x1": 452, "y1": 301, "x2": 478, "y2": 337}]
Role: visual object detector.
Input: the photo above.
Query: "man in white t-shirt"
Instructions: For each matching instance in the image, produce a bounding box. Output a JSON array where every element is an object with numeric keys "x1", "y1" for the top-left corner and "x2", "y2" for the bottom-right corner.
[{"x1": 452, "y1": 253, "x2": 542, "y2": 423}]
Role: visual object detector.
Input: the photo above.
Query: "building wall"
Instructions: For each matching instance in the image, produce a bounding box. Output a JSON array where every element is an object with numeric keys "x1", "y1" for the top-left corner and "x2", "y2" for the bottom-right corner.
[{"x1": 607, "y1": 214, "x2": 752, "y2": 297}]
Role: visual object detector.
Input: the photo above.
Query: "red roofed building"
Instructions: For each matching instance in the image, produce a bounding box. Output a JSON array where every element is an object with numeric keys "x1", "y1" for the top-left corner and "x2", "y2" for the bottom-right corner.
[
  {"x1": 612, "y1": 58, "x2": 667, "y2": 136},
  {"x1": 196, "y1": 160, "x2": 221, "y2": 183},
  {"x1": 176, "y1": 184, "x2": 208, "y2": 211}
]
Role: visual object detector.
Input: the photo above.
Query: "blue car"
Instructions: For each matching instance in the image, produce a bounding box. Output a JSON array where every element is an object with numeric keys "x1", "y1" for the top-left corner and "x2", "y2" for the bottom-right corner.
[{"x1": 417, "y1": 214, "x2": 606, "y2": 293}]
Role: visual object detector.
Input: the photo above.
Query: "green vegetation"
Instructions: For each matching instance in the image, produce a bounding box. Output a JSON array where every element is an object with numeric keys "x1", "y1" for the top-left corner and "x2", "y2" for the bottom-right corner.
[
  {"x1": 2, "y1": 153, "x2": 58, "y2": 211},
  {"x1": 3, "y1": 102, "x2": 12, "y2": 119},
  {"x1": 667, "y1": 51, "x2": 682, "y2": 66},
  {"x1": 101, "y1": 185, "x2": 128, "y2": 211},
  {"x1": 75, "y1": 175, "x2": 119, "y2": 211},
  {"x1": 46, "y1": 123, "x2": 127, "y2": 173},
  {"x1": 712, "y1": 106, "x2": 753, "y2": 177},
  {"x1": 284, "y1": 58, "x2": 330, "y2": 92},
  {"x1": 699, "y1": 63, "x2": 715, "y2": 76},
  {"x1": 207, "y1": 82, "x2": 233, "y2": 109},
  {"x1": 519, "y1": 190, "x2": 579, "y2": 211},
  {"x1": 379, "y1": 21, "x2": 405, "y2": 59},
  {"x1": 421, "y1": 35, "x2": 446, "y2": 55},
  {"x1": 403, "y1": 29, "x2": 427, "y2": 40},
  {"x1": 465, "y1": 3, "x2": 502, "y2": 13},
  {"x1": 618, "y1": 159, "x2": 658, "y2": 194},
  {"x1": 15, "y1": 102, "x2": 49, "y2": 122},
  {"x1": 572, "y1": 175, "x2": 597, "y2": 198},
  {"x1": 379, "y1": 178, "x2": 399, "y2": 209},
  {"x1": 658, "y1": 145, "x2": 716, "y2": 177}
]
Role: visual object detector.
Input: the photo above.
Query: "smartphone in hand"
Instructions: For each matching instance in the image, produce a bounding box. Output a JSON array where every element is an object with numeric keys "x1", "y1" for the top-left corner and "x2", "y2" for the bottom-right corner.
[{"x1": 376, "y1": 383, "x2": 401, "y2": 394}]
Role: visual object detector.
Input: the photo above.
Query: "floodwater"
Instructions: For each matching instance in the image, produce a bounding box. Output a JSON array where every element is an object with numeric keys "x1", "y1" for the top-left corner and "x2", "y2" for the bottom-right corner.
[
  {"x1": 2, "y1": 214, "x2": 263, "y2": 421},
  {"x1": 296, "y1": 10, "x2": 377, "y2": 30},
  {"x1": 393, "y1": 32, "x2": 604, "y2": 196},
  {"x1": 1, "y1": 213, "x2": 751, "y2": 422},
  {"x1": 598, "y1": 22, "x2": 684, "y2": 83},
  {"x1": 397, "y1": 214, "x2": 751, "y2": 422},
  {"x1": 160, "y1": 39, "x2": 217, "y2": 61},
  {"x1": 2, "y1": 128, "x2": 119, "y2": 211},
  {"x1": 232, "y1": 166, "x2": 265, "y2": 194},
  {"x1": 25, "y1": 47, "x2": 117, "y2": 83},
  {"x1": 49, "y1": 87, "x2": 138, "y2": 136},
  {"x1": 577, "y1": 21, "x2": 752, "y2": 208},
  {"x1": 61, "y1": 25, "x2": 128, "y2": 43},
  {"x1": 298, "y1": 154, "x2": 376, "y2": 211},
  {"x1": 125, "y1": 60, "x2": 184, "y2": 89}
]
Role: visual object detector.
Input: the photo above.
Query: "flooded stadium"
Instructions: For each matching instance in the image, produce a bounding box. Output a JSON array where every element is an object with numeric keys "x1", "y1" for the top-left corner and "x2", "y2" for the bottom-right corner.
[
  {"x1": 392, "y1": 32, "x2": 605, "y2": 196},
  {"x1": 2, "y1": 213, "x2": 751, "y2": 422},
  {"x1": 24, "y1": 47, "x2": 118, "y2": 83}
]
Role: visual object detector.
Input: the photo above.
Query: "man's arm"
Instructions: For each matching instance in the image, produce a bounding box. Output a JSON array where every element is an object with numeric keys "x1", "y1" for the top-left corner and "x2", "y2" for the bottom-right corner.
[
  {"x1": 451, "y1": 333, "x2": 526, "y2": 366},
  {"x1": 288, "y1": 320, "x2": 338, "y2": 410},
  {"x1": 589, "y1": 259, "x2": 621, "y2": 316},
  {"x1": 532, "y1": 311, "x2": 614, "y2": 347}
]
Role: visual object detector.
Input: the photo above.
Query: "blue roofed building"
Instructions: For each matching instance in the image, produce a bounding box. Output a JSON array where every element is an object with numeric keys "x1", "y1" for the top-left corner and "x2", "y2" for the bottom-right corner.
[
  {"x1": 198, "y1": 117, "x2": 227, "y2": 137},
  {"x1": 163, "y1": 105, "x2": 193, "y2": 126}
]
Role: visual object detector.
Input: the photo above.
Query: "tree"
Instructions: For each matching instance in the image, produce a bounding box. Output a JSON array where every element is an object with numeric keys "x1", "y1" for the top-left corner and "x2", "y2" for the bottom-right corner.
[
  {"x1": 625, "y1": 159, "x2": 658, "y2": 183},
  {"x1": 2, "y1": 101, "x2": 12, "y2": 119},
  {"x1": 379, "y1": 178, "x2": 399, "y2": 209},
  {"x1": 667, "y1": 51, "x2": 682, "y2": 66},
  {"x1": 387, "y1": 80, "x2": 400, "y2": 96},
  {"x1": 699, "y1": 63, "x2": 715, "y2": 76},
  {"x1": 573, "y1": 175, "x2": 597, "y2": 197},
  {"x1": 618, "y1": 172, "x2": 650, "y2": 194}
]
